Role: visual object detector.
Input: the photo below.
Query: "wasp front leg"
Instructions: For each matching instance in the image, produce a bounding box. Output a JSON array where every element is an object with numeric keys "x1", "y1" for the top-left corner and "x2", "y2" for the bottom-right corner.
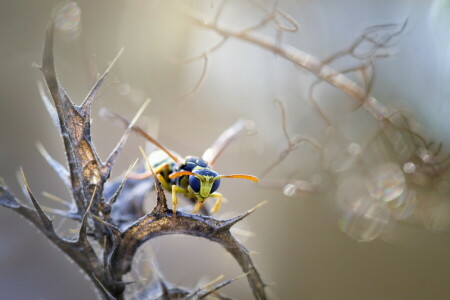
[
  {"x1": 209, "y1": 192, "x2": 224, "y2": 214},
  {"x1": 193, "y1": 201, "x2": 205, "y2": 214},
  {"x1": 156, "y1": 173, "x2": 171, "y2": 191},
  {"x1": 171, "y1": 185, "x2": 187, "y2": 216}
]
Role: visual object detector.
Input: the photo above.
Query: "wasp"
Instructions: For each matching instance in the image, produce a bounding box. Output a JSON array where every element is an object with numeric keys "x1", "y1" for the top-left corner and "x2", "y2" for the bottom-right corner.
[{"x1": 107, "y1": 111, "x2": 259, "y2": 214}]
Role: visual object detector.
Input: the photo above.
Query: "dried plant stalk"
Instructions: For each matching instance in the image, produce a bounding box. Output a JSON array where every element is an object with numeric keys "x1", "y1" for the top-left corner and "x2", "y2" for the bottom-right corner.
[{"x1": 0, "y1": 16, "x2": 267, "y2": 300}]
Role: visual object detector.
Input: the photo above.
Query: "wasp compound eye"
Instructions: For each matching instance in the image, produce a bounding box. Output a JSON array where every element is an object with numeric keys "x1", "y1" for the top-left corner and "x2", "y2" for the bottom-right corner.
[
  {"x1": 211, "y1": 178, "x2": 220, "y2": 193},
  {"x1": 189, "y1": 175, "x2": 201, "y2": 193}
]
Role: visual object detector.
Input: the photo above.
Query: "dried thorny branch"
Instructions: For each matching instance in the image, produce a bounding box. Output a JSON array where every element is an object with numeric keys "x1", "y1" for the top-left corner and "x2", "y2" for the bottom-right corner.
[
  {"x1": 0, "y1": 16, "x2": 267, "y2": 300},
  {"x1": 180, "y1": 4, "x2": 408, "y2": 185},
  {"x1": 185, "y1": 7, "x2": 402, "y2": 122},
  {"x1": 182, "y1": 2, "x2": 450, "y2": 199},
  {"x1": 260, "y1": 99, "x2": 322, "y2": 178},
  {"x1": 306, "y1": 18, "x2": 450, "y2": 185},
  {"x1": 178, "y1": 0, "x2": 299, "y2": 102}
]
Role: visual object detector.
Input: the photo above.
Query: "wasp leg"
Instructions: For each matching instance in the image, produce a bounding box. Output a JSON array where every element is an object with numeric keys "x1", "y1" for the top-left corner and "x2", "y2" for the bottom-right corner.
[
  {"x1": 156, "y1": 173, "x2": 171, "y2": 191},
  {"x1": 209, "y1": 192, "x2": 224, "y2": 214},
  {"x1": 128, "y1": 163, "x2": 169, "y2": 180},
  {"x1": 193, "y1": 201, "x2": 204, "y2": 214},
  {"x1": 172, "y1": 185, "x2": 187, "y2": 216}
]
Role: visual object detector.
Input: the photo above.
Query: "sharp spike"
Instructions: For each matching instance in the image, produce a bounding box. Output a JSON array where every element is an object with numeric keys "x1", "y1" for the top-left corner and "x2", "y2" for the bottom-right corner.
[
  {"x1": 42, "y1": 191, "x2": 72, "y2": 209},
  {"x1": 92, "y1": 273, "x2": 117, "y2": 300},
  {"x1": 19, "y1": 168, "x2": 54, "y2": 231},
  {"x1": 102, "y1": 108, "x2": 183, "y2": 164},
  {"x1": 199, "y1": 274, "x2": 224, "y2": 290},
  {"x1": 81, "y1": 48, "x2": 125, "y2": 114},
  {"x1": 78, "y1": 186, "x2": 97, "y2": 242},
  {"x1": 41, "y1": 205, "x2": 80, "y2": 220},
  {"x1": 0, "y1": 182, "x2": 21, "y2": 209},
  {"x1": 103, "y1": 99, "x2": 151, "y2": 173},
  {"x1": 108, "y1": 158, "x2": 140, "y2": 205},
  {"x1": 219, "y1": 200, "x2": 268, "y2": 230},
  {"x1": 37, "y1": 81, "x2": 59, "y2": 129},
  {"x1": 188, "y1": 272, "x2": 249, "y2": 299},
  {"x1": 92, "y1": 215, "x2": 121, "y2": 238},
  {"x1": 16, "y1": 170, "x2": 32, "y2": 204},
  {"x1": 35, "y1": 142, "x2": 71, "y2": 189},
  {"x1": 139, "y1": 146, "x2": 168, "y2": 213}
]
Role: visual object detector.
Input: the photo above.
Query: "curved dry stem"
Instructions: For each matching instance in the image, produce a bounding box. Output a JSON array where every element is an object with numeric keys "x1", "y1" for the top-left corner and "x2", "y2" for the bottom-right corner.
[
  {"x1": 186, "y1": 11, "x2": 394, "y2": 121},
  {"x1": 109, "y1": 179, "x2": 267, "y2": 300},
  {"x1": 180, "y1": 54, "x2": 209, "y2": 101},
  {"x1": 1, "y1": 11, "x2": 267, "y2": 300}
]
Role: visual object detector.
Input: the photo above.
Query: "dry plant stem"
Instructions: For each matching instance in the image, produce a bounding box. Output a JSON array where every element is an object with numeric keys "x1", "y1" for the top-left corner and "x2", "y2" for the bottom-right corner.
[
  {"x1": 0, "y1": 16, "x2": 267, "y2": 300},
  {"x1": 261, "y1": 99, "x2": 322, "y2": 177},
  {"x1": 180, "y1": 54, "x2": 209, "y2": 101},
  {"x1": 0, "y1": 179, "x2": 109, "y2": 298},
  {"x1": 187, "y1": 12, "x2": 391, "y2": 121},
  {"x1": 110, "y1": 177, "x2": 267, "y2": 300}
]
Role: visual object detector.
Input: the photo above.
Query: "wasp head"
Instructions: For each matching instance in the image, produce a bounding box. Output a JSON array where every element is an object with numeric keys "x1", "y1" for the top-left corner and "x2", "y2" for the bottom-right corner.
[{"x1": 189, "y1": 169, "x2": 221, "y2": 201}]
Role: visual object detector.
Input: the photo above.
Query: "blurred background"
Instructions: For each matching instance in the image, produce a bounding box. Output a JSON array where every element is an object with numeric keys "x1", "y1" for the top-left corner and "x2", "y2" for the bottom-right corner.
[{"x1": 2, "y1": 0, "x2": 450, "y2": 299}]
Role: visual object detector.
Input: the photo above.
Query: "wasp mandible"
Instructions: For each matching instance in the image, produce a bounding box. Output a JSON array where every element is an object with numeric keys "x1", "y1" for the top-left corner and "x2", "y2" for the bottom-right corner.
[{"x1": 107, "y1": 111, "x2": 259, "y2": 215}]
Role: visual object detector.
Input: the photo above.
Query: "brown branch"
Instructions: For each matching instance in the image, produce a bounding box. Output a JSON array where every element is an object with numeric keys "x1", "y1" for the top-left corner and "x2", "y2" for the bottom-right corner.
[
  {"x1": 109, "y1": 180, "x2": 268, "y2": 300},
  {"x1": 261, "y1": 99, "x2": 322, "y2": 177},
  {"x1": 180, "y1": 54, "x2": 209, "y2": 101},
  {"x1": 1, "y1": 11, "x2": 268, "y2": 300},
  {"x1": 186, "y1": 11, "x2": 394, "y2": 121}
]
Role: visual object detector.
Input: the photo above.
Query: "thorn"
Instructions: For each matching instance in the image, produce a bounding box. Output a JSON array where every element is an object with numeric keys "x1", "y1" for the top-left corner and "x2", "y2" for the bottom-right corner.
[
  {"x1": 40, "y1": 205, "x2": 78, "y2": 220},
  {"x1": 200, "y1": 274, "x2": 225, "y2": 290},
  {"x1": 0, "y1": 183, "x2": 21, "y2": 209},
  {"x1": 234, "y1": 272, "x2": 250, "y2": 281},
  {"x1": 104, "y1": 99, "x2": 151, "y2": 172},
  {"x1": 35, "y1": 142, "x2": 71, "y2": 188},
  {"x1": 190, "y1": 272, "x2": 249, "y2": 298},
  {"x1": 219, "y1": 200, "x2": 268, "y2": 230},
  {"x1": 78, "y1": 186, "x2": 97, "y2": 242},
  {"x1": 92, "y1": 214, "x2": 121, "y2": 237},
  {"x1": 251, "y1": 200, "x2": 269, "y2": 211},
  {"x1": 115, "y1": 277, "x2": 149, "y2": 286},
  {"x1": 81, "y1": 47, "x2": 125, "y2": 113},
  {"x1": 42, "y1": 191, "x2": 71, "y2": 209},
  {"x1": 19, "y1": 167, "x2": 54, "y2": 230},
  {"x1": 16, "y1": 169, "x2": 32, "y2": 203},
  {"x1": 159, "y1": 278, "x2": 170, "y2": 298},
  {"x1": 92, "y1": 273, "x2": 117, "y2": 300},
  {"x1": 139, "y1": 146, "x2": 168, "y2": 213},
  {"x1": 138, "y1": 146, "x2": 155, "y2": 179},
  {"x1": 230, "y1": 227, "x2": 256, "y2": 238},
  {"x1": 130, "y1": 98, "x2": 151, "y2": 127},
  {"x1": 108, "y1": 158, "x2": 140, "y2": 205},
  {"x1": 37, "y1": 81, "x2": 59, "y2": 129}
]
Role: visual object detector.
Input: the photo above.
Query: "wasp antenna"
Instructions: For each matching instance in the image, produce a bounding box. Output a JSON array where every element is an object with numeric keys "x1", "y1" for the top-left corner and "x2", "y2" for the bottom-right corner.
[
  {"x1": 168, "y1": 171, "x2": 198, "y2": 180},
  {"x1": 216, "y1": 174, "x2": 259, "y2": 182}
]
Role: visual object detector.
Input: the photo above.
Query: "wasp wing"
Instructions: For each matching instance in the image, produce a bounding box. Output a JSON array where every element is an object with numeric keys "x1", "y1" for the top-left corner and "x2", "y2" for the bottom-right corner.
[
  {"x1": 101, "y1": 108, "x2": 184, "y2": 164},
  {"x1": 202, "y1": 119, "x2": 250, "y2": 166}
]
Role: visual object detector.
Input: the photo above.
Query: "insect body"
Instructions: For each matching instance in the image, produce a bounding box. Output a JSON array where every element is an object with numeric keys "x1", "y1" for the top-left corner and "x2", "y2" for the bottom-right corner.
[
  {"x1": 147, "y1": 151, "x2": 229, "y2": 213},
  {"x1": 110, "y1": 112, "x2": 259, "y2": 215}
]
